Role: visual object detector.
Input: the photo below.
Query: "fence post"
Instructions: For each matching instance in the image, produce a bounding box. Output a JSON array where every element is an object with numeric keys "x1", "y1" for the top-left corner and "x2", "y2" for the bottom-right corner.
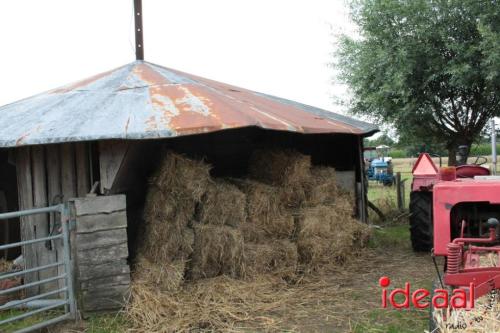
[{"x1": 396, "y1": 172, "x2": 402, "y2": 211}]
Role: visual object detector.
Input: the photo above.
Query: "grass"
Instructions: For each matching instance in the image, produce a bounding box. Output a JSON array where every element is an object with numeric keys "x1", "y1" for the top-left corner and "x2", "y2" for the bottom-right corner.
[
  {"x1": 350, "y1": 224, "x2": 433, "y2": 333},
  {"x1": 368, "y1": 224, "x2": 411, "y2": 249},
  {"x1": 352, "y1": 308, "x2": 429, "y2": 333},
  {"x1": 0, "y1": 309, "x2": 62, "y2": 333}
]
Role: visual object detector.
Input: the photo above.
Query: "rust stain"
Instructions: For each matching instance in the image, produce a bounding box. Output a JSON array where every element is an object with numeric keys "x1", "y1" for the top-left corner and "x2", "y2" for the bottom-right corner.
[
  {"x1": 16, "y1": 132, "x2": 30, "y2": 146},
  {"x1": 16, "y1": 125, "x2": 42, "y2": 146},
  {"x1": 134, "y1": 63, "x2": 171, "y2": 86},
  {"x1": 0, "y1": 61, "x2": 376, "y2": 148}
]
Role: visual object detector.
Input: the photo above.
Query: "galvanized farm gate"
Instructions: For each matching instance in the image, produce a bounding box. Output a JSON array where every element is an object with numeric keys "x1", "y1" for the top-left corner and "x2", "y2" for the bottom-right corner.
[{"x1": 0, "y1": 204, "x2": 76, "y2": 332}]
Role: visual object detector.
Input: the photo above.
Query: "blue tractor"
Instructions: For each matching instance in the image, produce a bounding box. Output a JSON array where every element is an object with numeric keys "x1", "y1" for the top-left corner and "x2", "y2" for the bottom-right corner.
[{"x1": 364, "y1": 145, "x2": 394, "y2": 186}]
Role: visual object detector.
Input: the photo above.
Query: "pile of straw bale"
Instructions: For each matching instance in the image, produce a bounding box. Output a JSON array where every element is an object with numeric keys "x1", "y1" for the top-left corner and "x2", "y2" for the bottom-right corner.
[{"x1": 129, "y1": 149, "x2": 370, "y2": 331}]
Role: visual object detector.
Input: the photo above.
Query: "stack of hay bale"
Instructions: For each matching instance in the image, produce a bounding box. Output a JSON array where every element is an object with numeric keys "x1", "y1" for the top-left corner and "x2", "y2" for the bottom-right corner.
[
  {"x1": 245, "y1": 149, "x2": 369, "y2": 270},
  {"x1": 134, "y1": 149, "x2": 370, "y2": 288},
  {"x1": 135, "y1": 154, "x2": 210, "y2": 291}
]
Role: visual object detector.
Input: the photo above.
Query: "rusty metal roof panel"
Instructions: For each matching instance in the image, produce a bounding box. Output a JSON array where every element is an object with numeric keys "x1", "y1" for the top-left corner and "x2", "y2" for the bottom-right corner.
[{"x1": 0, "y1": 61, "x2": 378, "y2": 147}]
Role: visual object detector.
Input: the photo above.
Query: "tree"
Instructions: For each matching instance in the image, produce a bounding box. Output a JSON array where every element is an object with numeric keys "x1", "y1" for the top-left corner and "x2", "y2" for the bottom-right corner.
[
  {"x1": 364, "y1": 131, "x2": 394, "y2": 147},
  {"x1": 336, "y1": 0, "x2": 500, "y2": 165}
]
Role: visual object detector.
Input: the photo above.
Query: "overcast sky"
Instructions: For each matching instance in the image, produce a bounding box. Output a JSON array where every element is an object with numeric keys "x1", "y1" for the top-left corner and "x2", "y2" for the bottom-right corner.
[{"x1": 0, "y1": 0, "x2": 356, "y2": 116}]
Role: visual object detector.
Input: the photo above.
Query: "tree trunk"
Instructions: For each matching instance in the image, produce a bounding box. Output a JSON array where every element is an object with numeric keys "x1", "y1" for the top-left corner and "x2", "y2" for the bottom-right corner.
[{"x1": 447, "y1": 138, "x2": 473, "y2": 166}]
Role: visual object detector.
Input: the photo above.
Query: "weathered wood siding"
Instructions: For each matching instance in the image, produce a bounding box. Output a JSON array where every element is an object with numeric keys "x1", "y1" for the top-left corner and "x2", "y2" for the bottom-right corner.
[
  {"x1": 71, "y1": 195, "x2": 130, "y2": 314},
  {"x1": 336, "y1": 170, "x2": 356, "y2": 193},
  {"x1": 99, "y1": 141, "x2": 129, "y2": 194},
  {"x1": 16, "y1": 143, "x2": 92, "y2": 294}
]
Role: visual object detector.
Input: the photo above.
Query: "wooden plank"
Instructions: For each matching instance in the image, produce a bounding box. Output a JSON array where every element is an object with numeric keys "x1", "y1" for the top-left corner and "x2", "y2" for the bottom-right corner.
[
  {"x1": 31, "y1": 146, "x2": 58, "y2": 293},
  {"x1": 78, "y1": 260, "x2": 130, "y2": 281},
  {"x1": 99, "y1": 141, "x2": 129, "y2": 194},
  {"x1": 76, "y1": 211, "x2": 127, "y2": 233},
  {"x1": 336, "y1": 170, "x2": 356, "y2": 193},
  {"x1": 16, "y1": 147, "x2": 39, "y2": 296},
  {"x1": 60, "y1": 143, "x2": 77, "y2": 201},
  {"x1": 73, "y1": 195, "x2": 126, "y2": 216},
  {"x1": 80, "y1": 273, "x2": 131, "y2": 290},
  {"x1": 82, "y1": 285, "x2": 130, "y2": 312},
  {"x1": 76, "y1": 229, "x2": 128, "y2": 250},
  {"x1": 77, "y1": 242, "x2": 128, "y2": 264},
  {"x1": 75, "y1": 143, "x2": 91, "y2": 197},
  {"x1": 46, "y1": 145, "x2": 64, "y2": 291}
]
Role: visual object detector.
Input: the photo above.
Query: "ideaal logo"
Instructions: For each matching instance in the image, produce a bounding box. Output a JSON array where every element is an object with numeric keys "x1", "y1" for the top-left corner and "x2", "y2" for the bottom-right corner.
[{"x1": 379, "y1": 276, "x2": 475, "y2": 309}]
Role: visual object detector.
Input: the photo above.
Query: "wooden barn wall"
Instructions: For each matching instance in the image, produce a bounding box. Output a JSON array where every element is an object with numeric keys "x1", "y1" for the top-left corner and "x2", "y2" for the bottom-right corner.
[{"x1": 15, "y1": 142, "x2": 92, "y2": 294}]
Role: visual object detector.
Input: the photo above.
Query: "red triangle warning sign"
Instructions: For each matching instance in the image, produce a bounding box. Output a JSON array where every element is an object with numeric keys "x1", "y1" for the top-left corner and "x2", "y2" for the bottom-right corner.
[{"x1": 412, "y1": 153, "x2": 439, "y2": 176}]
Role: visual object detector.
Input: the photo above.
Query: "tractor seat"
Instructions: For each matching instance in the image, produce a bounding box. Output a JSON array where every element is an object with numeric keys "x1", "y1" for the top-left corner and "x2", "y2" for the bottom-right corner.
[{"x1": 456, "y1": 165, "x2": 490, "y2": 178}]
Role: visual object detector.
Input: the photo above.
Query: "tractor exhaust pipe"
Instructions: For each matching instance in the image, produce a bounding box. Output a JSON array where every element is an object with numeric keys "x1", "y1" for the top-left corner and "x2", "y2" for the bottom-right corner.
[{"x1": 492, "y1": 118, "x2": 497, "y2": 175}]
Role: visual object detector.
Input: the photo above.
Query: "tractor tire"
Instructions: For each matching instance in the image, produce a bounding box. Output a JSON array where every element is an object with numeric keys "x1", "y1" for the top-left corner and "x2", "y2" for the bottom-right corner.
[{"x1": 409, "y1": 191, "x2": 433, "y2": 252}]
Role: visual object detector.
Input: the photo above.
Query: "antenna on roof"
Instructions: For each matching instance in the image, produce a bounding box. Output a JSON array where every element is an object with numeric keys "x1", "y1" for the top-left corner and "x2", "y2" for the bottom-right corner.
[{"x1": 134, "y1": 0, "x2": 144, "y2": 61}]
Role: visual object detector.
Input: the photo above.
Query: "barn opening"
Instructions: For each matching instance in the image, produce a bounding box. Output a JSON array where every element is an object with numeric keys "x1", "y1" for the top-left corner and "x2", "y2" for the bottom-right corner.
[{"x1": 0, "y1": 149, "x2": 20, "y2": 260}]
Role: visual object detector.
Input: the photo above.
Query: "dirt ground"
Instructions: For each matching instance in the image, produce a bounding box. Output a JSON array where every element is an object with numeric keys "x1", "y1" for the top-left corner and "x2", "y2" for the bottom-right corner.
[
  {"x1": 291, "y1": 226, "x2": 436, "y2": 333},
  {"x1": 39, "y1": 224, "x2": 436, "y2": 333}
]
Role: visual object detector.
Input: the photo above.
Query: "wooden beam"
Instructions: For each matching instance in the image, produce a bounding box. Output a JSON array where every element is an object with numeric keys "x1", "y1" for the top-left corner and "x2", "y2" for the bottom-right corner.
[
  {"x1": 31, "y1": 146, "x2": 58, "y2": 292},
  {"x1": 16, "y1": 147, "x2": 39, "y2": 296},
  {"x1": 61, "y1": 144, "x2": 77, "y2": 201},
  {"x1": 46, "y1": 144, "x2": 65, "y2": 293},
  {"x1": 75, "y1": 143, "x2": 91, "y2": 197},
  {"x1": 99, "y1": 141, "x2": 129, "y2": 194}
]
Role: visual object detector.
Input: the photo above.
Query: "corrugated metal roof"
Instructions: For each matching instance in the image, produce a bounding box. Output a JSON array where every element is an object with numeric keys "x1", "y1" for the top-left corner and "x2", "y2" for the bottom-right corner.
[{"x1": 0, "y1": 61, "x2": 378, "y2": 147}]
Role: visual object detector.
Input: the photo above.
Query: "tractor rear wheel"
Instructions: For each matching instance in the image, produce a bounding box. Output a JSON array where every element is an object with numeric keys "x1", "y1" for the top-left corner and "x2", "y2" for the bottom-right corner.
[{"x1": 409, "y1": 191, "x2": 433, "y2": 252}]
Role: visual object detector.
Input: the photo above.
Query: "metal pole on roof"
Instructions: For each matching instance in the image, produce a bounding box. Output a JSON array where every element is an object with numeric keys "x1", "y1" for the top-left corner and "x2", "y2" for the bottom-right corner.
[{"x1": 134, "y1": 0, "x2": 144, "y2": 61}]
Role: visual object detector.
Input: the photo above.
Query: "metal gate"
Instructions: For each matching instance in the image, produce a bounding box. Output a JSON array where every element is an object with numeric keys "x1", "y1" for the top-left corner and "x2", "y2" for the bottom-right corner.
[{"x1": 0, "y1": 204, "x2": 76, "y2": 333}]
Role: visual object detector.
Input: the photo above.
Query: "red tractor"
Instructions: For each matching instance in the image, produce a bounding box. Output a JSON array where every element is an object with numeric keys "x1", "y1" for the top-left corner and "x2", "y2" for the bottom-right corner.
[{"x1": 409, "y1": 151, "x2": 500, "y2": 326}]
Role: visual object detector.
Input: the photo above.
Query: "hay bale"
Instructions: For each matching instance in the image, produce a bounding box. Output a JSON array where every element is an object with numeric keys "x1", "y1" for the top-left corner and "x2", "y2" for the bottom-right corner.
[
  {"x1": 249, "y1": 149, "x2": 314, "y2": 209},
  {"x1": 143, "y1": 187, "x2": 194, "y2": 228},
  {"x1": 139, "y1": 151, "x2": 211, "y2": 265},
  {"x1": 140, "y1": 224, "x2": 194, "y2": 264},
  {"x1": 245, "y1": 240, "x2": 298, "y2": 277},
  {"x1": 151, "y1": 151, "x2": 212, "y2": 202},
  {"x1": 335, "y1": 192, "x2": 356, "y2": 215},
  {"x1": 305, "y1": 167, "x2": 338, "y2": 206},
  {"x1": 249, "y1": 149, "x2": 311, "y2": 186},
  {"x1": 0, "y1": 258, "x2": 12, "y2": 273},
  {"x1": 190, "y1": 225, "x2": 245, "y2": 280},
  {"x1": 199, "y1": 181, "x2": 247, "y2": 227},
  {"x1": 241, "y1": 214, "x2": 295, "y2": 243},
  {"x1": 296, "y1": 205, "x2": 370, "y2": 267},
  {"x1": 133, "y1": 255, "x2": 186, "y2": 292},
  {"x1": 234, "y1": 180, "x2": 295, "y2": 242}
]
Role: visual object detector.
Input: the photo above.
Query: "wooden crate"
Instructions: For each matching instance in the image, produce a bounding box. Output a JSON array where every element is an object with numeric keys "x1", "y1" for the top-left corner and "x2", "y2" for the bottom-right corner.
[{"x1": 70, "y1": 195, "x2": 130, "y2": 314}]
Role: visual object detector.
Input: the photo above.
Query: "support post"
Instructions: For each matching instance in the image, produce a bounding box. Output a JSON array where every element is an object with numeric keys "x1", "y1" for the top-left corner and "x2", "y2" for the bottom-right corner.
[{"x1": 396, "y1": 172, "x2": 402, "y2": 211}]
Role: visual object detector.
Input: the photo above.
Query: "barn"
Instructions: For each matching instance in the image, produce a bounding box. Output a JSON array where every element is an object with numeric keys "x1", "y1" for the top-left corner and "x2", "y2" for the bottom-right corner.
[{"x1": 0, "y1": 59, "x2": 377, "y2": 323}]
